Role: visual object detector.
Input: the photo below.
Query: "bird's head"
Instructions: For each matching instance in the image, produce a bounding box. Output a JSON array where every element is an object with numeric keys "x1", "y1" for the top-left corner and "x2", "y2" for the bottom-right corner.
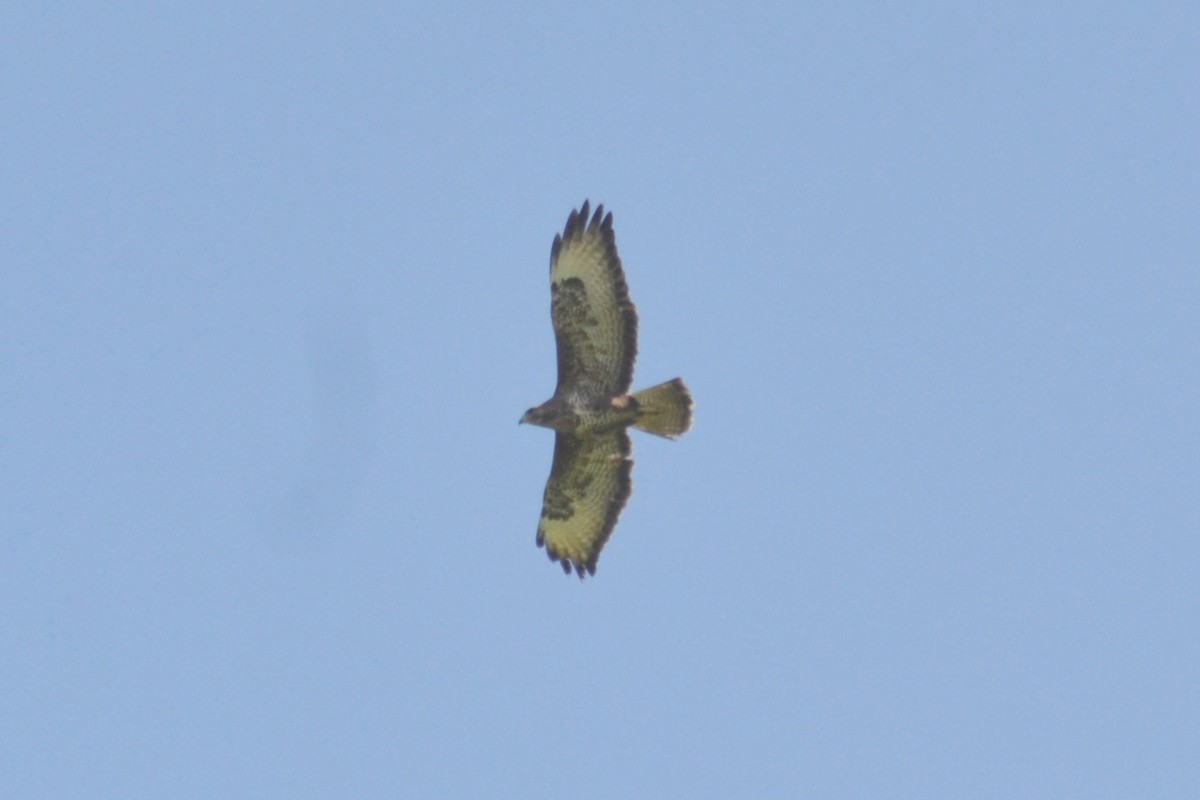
[{"x1": 519, "y1": 400, "x2": 559, "y2": 429}]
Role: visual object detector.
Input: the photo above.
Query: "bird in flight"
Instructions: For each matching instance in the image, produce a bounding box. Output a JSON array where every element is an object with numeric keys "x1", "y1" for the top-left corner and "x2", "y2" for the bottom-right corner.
[{"x1": 521, "y1": 201, "x2": 693, "y2": 578}]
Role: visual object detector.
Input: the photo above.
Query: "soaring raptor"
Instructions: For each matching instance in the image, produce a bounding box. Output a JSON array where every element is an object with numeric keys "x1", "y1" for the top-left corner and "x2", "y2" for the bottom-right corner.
[{"x1": 521, "y1": 202, "x2": 693, "y2": 578}]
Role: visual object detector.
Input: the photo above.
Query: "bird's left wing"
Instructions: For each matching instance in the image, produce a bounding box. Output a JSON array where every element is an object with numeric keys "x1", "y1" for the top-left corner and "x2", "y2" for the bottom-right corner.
[{"x1": 549, "y1": 201, "x2": 638, "y2": 398}]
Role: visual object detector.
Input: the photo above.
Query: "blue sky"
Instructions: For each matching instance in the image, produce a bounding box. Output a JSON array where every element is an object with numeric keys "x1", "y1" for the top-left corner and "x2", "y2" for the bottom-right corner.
[{"x1": 3, "y1": 3, "x2": 1197, "y2": 797}]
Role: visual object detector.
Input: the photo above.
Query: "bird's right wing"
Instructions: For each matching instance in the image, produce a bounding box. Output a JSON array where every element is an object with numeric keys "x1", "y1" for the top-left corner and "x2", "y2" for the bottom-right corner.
[{"x1": 536, "y1": 428, "x2": 632, "y2": 578}]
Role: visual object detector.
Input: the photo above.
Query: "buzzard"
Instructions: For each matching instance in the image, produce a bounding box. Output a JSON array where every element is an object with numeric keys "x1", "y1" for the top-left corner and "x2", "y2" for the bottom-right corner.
[{"x1": 521, "y1": 201, "x2": 693, "y2": 578}]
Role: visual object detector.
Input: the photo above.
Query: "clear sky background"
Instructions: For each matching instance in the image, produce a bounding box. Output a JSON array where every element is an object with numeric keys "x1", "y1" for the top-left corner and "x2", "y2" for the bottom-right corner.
[{"x1": 3, "y1": 3, "x2": 1197, "y2": 798}]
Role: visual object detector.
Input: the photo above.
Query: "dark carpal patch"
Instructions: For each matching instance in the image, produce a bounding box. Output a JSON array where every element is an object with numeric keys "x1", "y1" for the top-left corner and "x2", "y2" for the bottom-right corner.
[
  {"x1": 541, "y1": 483, "x2": 575, "y2": 522},
  {"x1": 551, "y1": 278, "x2": 593, "y2": 326}
]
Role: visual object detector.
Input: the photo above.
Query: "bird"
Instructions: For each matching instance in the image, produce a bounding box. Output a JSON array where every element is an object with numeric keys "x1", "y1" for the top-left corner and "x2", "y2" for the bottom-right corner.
[{"x1": 521, "y1": 201, "x2": 693, "y2": 578}]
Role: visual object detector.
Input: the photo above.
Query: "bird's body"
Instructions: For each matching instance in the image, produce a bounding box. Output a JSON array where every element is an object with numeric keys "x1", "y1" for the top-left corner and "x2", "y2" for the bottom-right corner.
[
  {"x1": 521, "y1": 391, "x2": 640, "y2": 434},
  {"x1": 521, "y1": 202, "x2": 692, "y2": 578}
]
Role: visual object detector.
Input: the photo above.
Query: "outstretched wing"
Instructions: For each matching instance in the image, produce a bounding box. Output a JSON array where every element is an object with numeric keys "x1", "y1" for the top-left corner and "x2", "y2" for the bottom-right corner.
[
  {"x1": 536, "y1": 429, "x2": 633, "y2": 578},
  {"x1": 549, "y1": 201, "x2": 638, "y2": 398}
]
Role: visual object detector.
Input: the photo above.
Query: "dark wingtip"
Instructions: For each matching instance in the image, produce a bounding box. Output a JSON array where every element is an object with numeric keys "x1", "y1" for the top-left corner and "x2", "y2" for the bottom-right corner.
[
  {"x1": 549, "y1": 233, "x2": 563, "y2": 266},
  {"x1": 541, "y1": 541, "x2": 597, "y2": 580},
  {"x1": 560, "y1": 200, "x2": 612, "y2": 243},
  {"x1": 561, "y1": 201, "x2": 593, "y2": 243}
]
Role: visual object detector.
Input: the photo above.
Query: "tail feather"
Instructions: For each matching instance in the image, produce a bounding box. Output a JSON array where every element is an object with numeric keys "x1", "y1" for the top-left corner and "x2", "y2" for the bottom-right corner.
[{"x1": 631, "y1": 378, "x2": 693, "y2": 438}]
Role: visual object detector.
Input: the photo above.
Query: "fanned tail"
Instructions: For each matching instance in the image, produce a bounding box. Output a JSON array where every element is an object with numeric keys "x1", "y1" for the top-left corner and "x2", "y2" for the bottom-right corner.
[{"x1": 631, "y1": 378, "x2": 693, "y2": 439}]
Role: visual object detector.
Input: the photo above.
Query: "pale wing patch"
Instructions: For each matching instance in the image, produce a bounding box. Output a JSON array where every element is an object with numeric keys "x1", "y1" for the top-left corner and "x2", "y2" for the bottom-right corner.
[{"x1": 536, "y1": 429, "x2": 633, "y2": 578}]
